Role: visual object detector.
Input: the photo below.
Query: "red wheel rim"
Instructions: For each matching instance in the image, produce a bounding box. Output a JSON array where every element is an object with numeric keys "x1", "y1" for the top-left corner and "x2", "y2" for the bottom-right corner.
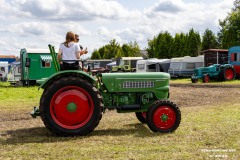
[
  {"x1": 153, "y1": 106, "x2": 176, "y2": 130},
  {"x1": 50, "y1": 86, "x2": 94, "y2": 129},
  {"x1": 204, "y1": 75, "x2": 209, "y2": 83},
  {"x1": 225, "y1": 69, "x2": 234, "y2": 80}
]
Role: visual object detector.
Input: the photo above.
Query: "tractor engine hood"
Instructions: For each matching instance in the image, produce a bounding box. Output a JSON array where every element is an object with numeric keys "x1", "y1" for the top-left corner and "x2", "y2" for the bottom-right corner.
[{"x1": 101, "y1": 72, "x2": 170, "y2": 99}]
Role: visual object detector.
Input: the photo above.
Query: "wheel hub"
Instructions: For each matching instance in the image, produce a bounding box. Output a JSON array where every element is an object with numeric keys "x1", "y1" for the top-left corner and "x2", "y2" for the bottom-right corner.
[
  {"x1": 67, "y1": 102, "x2": 77, "y2": 112},
  {"x1": 50, "y1": 87, "x2": 94, "y2": 129},
  {"x1": 161, "y1": 114, "x2": 168, "y2": 122}
]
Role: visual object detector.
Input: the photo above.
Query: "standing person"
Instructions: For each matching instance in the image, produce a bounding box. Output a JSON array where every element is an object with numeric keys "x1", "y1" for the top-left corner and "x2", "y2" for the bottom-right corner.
[
  {"x1": 75, "y1": 34, "x2": 88, "y2": 55},
  {"x1": 75, "y1": 34, "x2": 88, "y2": 71},
  {"x1": 58, "y1": 31, "x2": 81, "y2": 71}
]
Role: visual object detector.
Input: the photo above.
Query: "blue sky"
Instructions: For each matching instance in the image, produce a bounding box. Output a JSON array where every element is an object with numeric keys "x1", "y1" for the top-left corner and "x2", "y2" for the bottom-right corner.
[{"x1": 0, "y1": 0, "x2": 235, "y2": 57}]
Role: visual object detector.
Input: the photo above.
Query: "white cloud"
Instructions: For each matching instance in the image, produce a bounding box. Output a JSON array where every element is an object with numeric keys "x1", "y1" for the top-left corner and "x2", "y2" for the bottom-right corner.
[
  {"x1": 20, "y1": 0, "x2": 61, "y2": 17},
  {"x1": 0, "y1": 41, "x2": 7, "y2": 46},
  {"x1": 151, "y1": 0, "x2": 185, "y2": 14},
  {"x1": 16, "y1": 0, "x2": 141, "y2": 21},
  {"x1": 97, "y1": 26, "x2": 154, "y2": 49},
  {"x1": 4, "y1": 22, "x2": 50, "y2": 36},
  {"x1": 97, "y1": 26, "x2": 123, "y2": 44},
  {"x1": 143, "y1": 0, "x2": 234, "y2": 35},
  {"x1": 0, "y1": 0, "x2": 235, "y2": 55},
  {"x1": 0, "y1": 0, "x2": 31, "y2": 20}
]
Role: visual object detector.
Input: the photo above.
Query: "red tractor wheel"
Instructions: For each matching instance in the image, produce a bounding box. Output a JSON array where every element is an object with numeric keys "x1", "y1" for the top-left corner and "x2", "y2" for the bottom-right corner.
[
  {"x1": 146, "y1": 100, "x2": 181, "y2": 133},
  {"x1": 203, "y1": 74, "x2": 210, "y2": 83},
  {"x1": 224, "y1": 67, "x2": 235, "y2": 80},
  {"x1": 135, "y1": 112, "x2": 147, "y2": 123},
  {"x1": 219, "y1": 66, "x2": 236, "y2": 81},
  {"x1": 40, "y1": 76, "x2": 103, "y2": 136}
]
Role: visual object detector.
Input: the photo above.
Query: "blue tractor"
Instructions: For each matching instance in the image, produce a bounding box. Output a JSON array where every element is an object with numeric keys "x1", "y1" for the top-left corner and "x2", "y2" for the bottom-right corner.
[{"x1": 191, "y1": 46, "x2": 240, "y2": 83}]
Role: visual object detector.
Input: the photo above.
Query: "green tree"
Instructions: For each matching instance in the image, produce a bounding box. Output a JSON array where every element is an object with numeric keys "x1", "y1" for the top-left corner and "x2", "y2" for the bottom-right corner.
[
  {"x1": 147, "y1": 38, "x2": 156, "y2": 58},
  {"x1": 147, "y1": 30, "x2": 202, "y2": 58},
  {"x1": 233, "y1": 0, "x2": 240, "y2": 11},
  {"x1": 98, "y1": 46, "x2": 107, "y2": 58},
  {"x1": 153, "y1": 31, "x2": 173, "y2": 58},
  {"x1": 92, "y1": 40, "x2": 141, "y2": 59},
  {"x1": 91, "y1": 49, "x2": 101, "y2": 59},
  {"x1": 202, "y1": 28, "x2": 218, "y2": 50},
  {"x1": 179, "y1": 33, "x2": 187, "y2": 57},
  {"x1": 103, "y1": 39, "x2": 122, "y2": 59},
  {"x1": 185, "y1": 28, "x2": 201, "y2": 56},
  {"x1": 122, "y1": 44, "x2": 132, "y2": 57},
  {"x1": 122, "y1": 41, "x2": 141, "y2": 57},
  {"x1": 218, "y1": 0, "x2": 240, "y2": 48},
  {"x1": 147, "y1": 32, "x2": 187, "y2": 58},
  {"x1": 170, "y1": 33, "x2": 185, "y2": 57},
  {"x1": 131, "y1": 41, "x2": 141, "y2": 57}
]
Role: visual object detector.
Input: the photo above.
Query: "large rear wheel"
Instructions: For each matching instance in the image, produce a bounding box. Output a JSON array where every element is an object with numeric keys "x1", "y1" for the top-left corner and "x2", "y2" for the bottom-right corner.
[
  {"x1": 219, "y1": 66, "x2": 236, "y2": 81},
  {"x1": 40, "y1": 76, "x2": 103, "y2": 136},
  {"x1": 147, "y1": 100, "x2": 181, "y2": 133}
]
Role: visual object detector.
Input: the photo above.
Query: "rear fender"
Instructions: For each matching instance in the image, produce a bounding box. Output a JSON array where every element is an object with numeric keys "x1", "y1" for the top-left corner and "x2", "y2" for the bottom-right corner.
[
  {"x1": 219, "y1": 64, "x2": 234, "y2": 68},
  {"x1": 38, "y1": 70, "x2": 96, "y2": 90}
]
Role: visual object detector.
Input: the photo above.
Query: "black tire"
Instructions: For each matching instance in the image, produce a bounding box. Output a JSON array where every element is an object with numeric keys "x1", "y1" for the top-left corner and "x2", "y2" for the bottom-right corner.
[
  {"x1": 147, "y1": 100, "x2": 181, "y2": 133},
  {"x1": 40, "y1": 76, "x2": 103, "y2": 136},
  {"x1": 191, "y1": 78, "x2": 198, "y2": 83},
  {"x1": 218, "y1": 66, "x2": 236, "y2": 81},
  {"x1": 135, "y1": 112, "x2": 147, "y2": 123}
]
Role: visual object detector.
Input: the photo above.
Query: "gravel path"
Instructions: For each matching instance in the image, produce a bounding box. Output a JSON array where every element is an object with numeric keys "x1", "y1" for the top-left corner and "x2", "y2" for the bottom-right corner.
[{"x1": 170, "y1": 84, "x2": 240, "y2": 108}]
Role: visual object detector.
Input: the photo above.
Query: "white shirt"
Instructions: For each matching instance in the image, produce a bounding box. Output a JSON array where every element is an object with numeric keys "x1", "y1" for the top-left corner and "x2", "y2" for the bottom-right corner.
[{"x1": 59, "y1": 42, "x2": 80, "y2": 62}]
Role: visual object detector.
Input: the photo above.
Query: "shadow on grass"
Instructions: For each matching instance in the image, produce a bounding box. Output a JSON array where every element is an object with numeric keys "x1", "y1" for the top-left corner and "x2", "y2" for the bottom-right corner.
[
  {"x1": 2, "y1": 123, "x2": 165, "y2": 145},
  {"x1": 1, "y1": 127, "x2": 86, "y2": 145},
  {"x1": 92, "y1": 123, "x2": 166, "y2": 137}
]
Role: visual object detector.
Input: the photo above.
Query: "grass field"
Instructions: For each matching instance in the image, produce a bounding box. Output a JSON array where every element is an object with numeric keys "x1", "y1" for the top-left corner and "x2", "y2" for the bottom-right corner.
[{"x1": 0, "y1": 82, "x2": 239, "y2": 160}]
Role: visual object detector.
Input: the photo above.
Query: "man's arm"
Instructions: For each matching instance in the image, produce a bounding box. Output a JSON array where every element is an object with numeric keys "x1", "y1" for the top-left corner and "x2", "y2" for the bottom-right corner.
[{"x1": 80, "y1": 48, "x2": 88, "y2": 55}]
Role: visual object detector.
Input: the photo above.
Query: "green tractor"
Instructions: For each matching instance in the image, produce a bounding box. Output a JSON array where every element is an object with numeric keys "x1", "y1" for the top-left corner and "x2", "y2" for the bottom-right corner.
[
  {"x1": 31, "y1": 45, "x2": 181, "y2": 136},
  {"x1": 191, "y1": 46, "x2": 240, "y2": 83}
]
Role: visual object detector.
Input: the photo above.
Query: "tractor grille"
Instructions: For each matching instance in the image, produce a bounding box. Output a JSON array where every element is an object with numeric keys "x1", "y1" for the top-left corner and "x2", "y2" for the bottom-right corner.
[{"x1": 123, "y1": 81, "x2": 154, "y2": 88}]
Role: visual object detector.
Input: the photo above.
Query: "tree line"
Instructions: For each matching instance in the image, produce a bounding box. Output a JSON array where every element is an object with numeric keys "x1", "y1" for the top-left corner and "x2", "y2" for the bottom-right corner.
[
  {"x1": 91, "y1": 39, "x2": 142, "y2": 59},
  {"x1": 91, "y1": 0, "x2": 240, "y2": 59}
]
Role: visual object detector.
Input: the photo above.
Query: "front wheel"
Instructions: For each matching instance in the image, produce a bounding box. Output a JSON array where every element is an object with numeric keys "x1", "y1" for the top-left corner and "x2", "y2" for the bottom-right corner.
[
  {"x1": 203, "y1": 74, "x2": 210, "y2": 83},
  {"x1": 147, "y1": 100, "x2": 181, "y2": 133},
  {"x1": 40, "y1": 76, "x2": 103, "y2": 136},
  {"x1": 191, "y1": 77, "x2": 198, "y2": 83}
]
